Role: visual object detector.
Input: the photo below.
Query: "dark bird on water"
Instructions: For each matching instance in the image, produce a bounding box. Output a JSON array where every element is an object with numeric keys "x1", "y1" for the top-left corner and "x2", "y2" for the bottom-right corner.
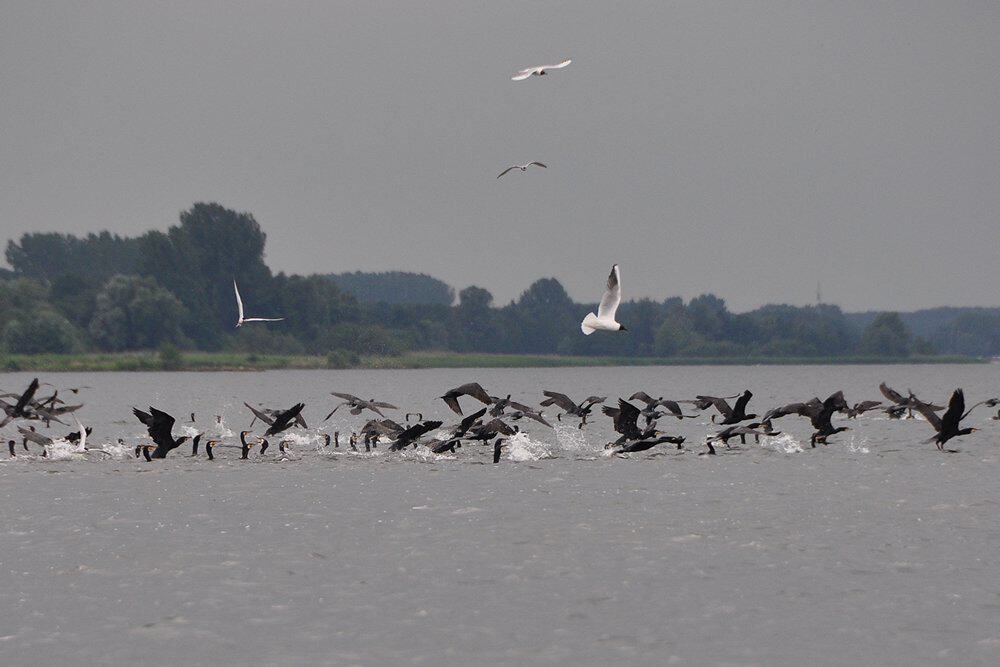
[
  {"x1": 388, "y1": 420, "x2": 443, "y2": 451},
  {"x1": 132, "y1": 407, "x2": 189, "y2": 458},
  {"x1": 493, "y1": 438, "x2": 507, "y2": 463},
  {"x1": 699, "y1": 390, "x2": 755, "y2": 425},
  {"x1": 262, "y1": 403, "x2": 306, "y2": 437},
  {"x1": 540, "y1": 391, "x2": 606, "y2": 428},
  {"x1": 914, "y1": 389, "x2": 983, "y2": 452},
  {"x1": 440, "y1": 383, "x2": 492, "y2": 415},
  {"x1": 245, "y1": 402, "x2": 308, "y2": 430},
  {"x1": 628, "y1": 392, "x2": 696, "y2": 422},
  {"x1": 612, "y1": 434, "x2": 685, "y2": 454}
]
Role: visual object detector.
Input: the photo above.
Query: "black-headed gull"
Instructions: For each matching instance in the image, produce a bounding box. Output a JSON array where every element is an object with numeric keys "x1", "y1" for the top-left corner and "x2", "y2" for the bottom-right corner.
[
  {"x1": 497, "y1": 162, "x2": 547, "y2": 179},
  {"x1": 511, "y1": 59, "x2": 571, "y2": 81},
  {"x1": 581, "y1": 264, "x2": 627, "y2": 334}
]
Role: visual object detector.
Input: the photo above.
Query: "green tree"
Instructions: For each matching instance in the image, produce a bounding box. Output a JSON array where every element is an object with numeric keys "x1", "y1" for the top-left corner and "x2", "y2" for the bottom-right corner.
[
  {"x1": 2, "y1": 310, "x2": 81, "y2": 354},
  {"x1": 89, "y1": 275, "x2": 187, "y2": 350},
  {"x1": 857, "y1": 312, "x2": 912, "y2": 357}
]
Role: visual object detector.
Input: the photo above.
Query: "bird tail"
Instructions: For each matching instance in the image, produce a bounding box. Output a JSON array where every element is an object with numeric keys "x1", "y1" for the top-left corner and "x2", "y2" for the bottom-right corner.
[{"x1": 581, "y1": 312, "x2": 598, "y2": 335}]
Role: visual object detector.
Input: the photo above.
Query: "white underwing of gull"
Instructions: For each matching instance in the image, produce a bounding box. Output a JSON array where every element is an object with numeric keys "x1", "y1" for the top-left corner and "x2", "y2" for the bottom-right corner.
[
  {"x1": 581, "y1": 264, "x2": 627, "y2": 335},
  {"x1": 234, "y1": 279, "x2": 284, "y2": 328},
  {"x1": 497, "y1": 162, "x2": 547, "y2": 179},
  {"x1": 511, "y1": 59, "x2": 571, "y2": 81}
]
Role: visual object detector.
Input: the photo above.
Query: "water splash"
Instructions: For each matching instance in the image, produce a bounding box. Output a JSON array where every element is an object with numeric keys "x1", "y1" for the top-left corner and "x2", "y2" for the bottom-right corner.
[
  {"x1": 505, "y1": 431, "x2": 556, "y2": 462},
  {"x1": 757, "y1": 433, "x2": 804, "y2": 454}
]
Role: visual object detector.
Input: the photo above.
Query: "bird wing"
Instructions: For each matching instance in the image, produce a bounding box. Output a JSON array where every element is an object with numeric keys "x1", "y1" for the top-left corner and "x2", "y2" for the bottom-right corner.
[
  {"x1": 265, "y1": 403, "x2": 305, "y2": 436},
  {"x1": 244, "y1": 402, "x2": 275, "y2": 425},
  {"x1": 582, "y1": 396, "x2": 607, "y2": 408},
  {"x1": 548, "y1": 59, "x2": 571, "y2": 69},
  {"x1": 597, "y1": 264, "x2": 621, "y2": 320},
  {"x1": 940, "y1": 389, "x2": 964, "y2": 434},
  {"x1": 397, "y1": 420, "x2": 443, "y2": 442},
  {"x1": 457, "y1": 407, "x2": 488, "y2": 435},
  {"x1": 233, "y1": 280, "x2": 245, "y2": 321},
  {"x1": 699, "y1": 395, "x2": 733, "y2": 419},
  {"x1": 529, "y1": 162, "x2": 547, "y2": 168},
  {"x1": 508, "y1": 400, "x2": 536, "y2": 413},
  {"x1": 75, "y1": 417, "x2": 87, "y2": 451},
  {"x1": 482, "y1": 418, "x2": 517, "y2": 436},
  {"x1": 132, "y1": 407, "x2": 153, "y2": 427},
  {"x1": 18, "y1": 427, "x2": 53, "y2": 447},
  {"x1": 628, "y1": 391, "x2": 655, "y2": 405},
  {"x1": 456, "y1": 383, "x2": 492, "y2": 405},
  {"x1": 15, "y1": 378, "x2": 40, "y2": 415},
  {"x1": 657, "y1": 400, "x2": 685, "y2": 417},
  {"x1": 497, "y1": 166, "x2": 517, "y2": 179},
  {"x1": 912, "y1": 397, "x2": 943, "y2": 431},
  {"x1": 523, "y1": 410, "x2": 553, "y2": 428},
  {"x1": 147, "y1": 407, "x2": 177, "y2": 448},
  {"x1": 511, "y1": 70, "x2": 535, "y2": 81},
  {"x1": 370, "y1": 401, "x2": 398, "y2": 410},
  {"x1": 879, "y1": 382, "x2": 905, "y2": 405},
  {"x1": 611, "y1": 399, "x2": 641, "y2": 438},
  {"x1": 824, "y1": 391, "x2": 847, "y2": 412},
  {"x1": 241, "y1": 318, "x2": 284, "y2": 323},
  {"x1": 442, "y1": 395, "x2": 463, "y2": 415},
  {"x1": 734, "y1": 390, "x2": 753, "y2": 416},
  {"x1": 541, "y1": 391, "x2": 578, "y2": 412},
  {"x1": 331, "y1": 392, "x2": 362, "y2": 403}
]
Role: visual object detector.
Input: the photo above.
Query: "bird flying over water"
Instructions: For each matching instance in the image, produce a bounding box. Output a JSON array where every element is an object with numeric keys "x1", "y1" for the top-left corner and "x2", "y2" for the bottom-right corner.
[
  {"x1": 233, "y1": 279, "x2": 284, "y2": 328},
  {"x1": 133, "y1": 407, "x2": 189, "y2": 459},
  {"x1": 497, "y1": 162, "x2": 547, "y2": 179},
  {"x1": 440, "y1": 383, "x2": 492, "y2": 416},
  {"x1": 581, "y1": 264, "x2": 626, "y2": 335},
  {"x1": 511, "y1": 59, "x2": 571, "y2": 81},
  {"x1": 914, "y1": 388, "x2": 980, "y2": 452}
]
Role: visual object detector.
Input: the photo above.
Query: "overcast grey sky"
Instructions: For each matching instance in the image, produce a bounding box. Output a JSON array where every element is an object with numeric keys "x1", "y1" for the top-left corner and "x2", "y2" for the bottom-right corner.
[{"x1": 1, "y1": 1, "x2": 998, "y2": 311}]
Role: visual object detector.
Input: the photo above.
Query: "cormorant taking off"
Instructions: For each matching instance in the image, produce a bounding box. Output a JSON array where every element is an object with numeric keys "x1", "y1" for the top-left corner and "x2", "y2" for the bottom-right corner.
[
  {"x1": 700, "y1": 390, "x2": 755, "y2": 425},
  {"x1": 914, "y1": 389, "x2": 979, "y2": 451},
  {"x1": 0, "y1": 377, "x2": 40, "y2": 427},
  {"x1": 602, "y1": 399, "x2": 648, "y2": 442},
  {"x1": 440, "y1": 383, "x2": 492, "y2": 416},
  {"x1": 325, "y1": 393, "x2": 398, "y2": 420},
  {"x1": 262, "y1": 403, "x2": 305, "y2": 437},
  {"x1": 540, "y1": 391, "x2": 606, "y2": 428},
  {"x1": 245, "y1": 403, "x2": 308, "y2": 430},
  {"x1": 388, "y1": 421, "x2": 443, "y2": 451},
  {"x1": 628, "y1": 392, "x2": 696, "y2": 421},
  {"x1": 132, "y1": 407, "x2": 189, "y2": 458}
]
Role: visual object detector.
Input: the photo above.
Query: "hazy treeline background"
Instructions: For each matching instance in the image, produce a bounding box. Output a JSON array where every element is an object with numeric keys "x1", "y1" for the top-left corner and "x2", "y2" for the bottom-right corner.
[{"x1": 2, "y1": 203, "x2": 997, "y2": 361}]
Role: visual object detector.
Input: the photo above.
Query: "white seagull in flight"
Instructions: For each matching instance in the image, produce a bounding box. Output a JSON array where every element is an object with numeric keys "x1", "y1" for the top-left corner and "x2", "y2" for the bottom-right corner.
[
  {"x1": 511, "y1": 59, "x2": 571, "y2": 81},
  {"x1": 581, "y1": 264, "x2": 627, "y2": 335},
  {"x1": 497, "y1": 161, "x2": 547, "y2": 179},
  {"x1": 234, "y1": 279, "x2": 284, "y2": 328}
]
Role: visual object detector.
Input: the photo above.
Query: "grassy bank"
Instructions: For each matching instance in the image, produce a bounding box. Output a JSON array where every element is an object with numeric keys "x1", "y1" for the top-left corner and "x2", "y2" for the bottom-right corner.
[{"x1": 0, "y1": 350, "x2": 988, "y2": 372}]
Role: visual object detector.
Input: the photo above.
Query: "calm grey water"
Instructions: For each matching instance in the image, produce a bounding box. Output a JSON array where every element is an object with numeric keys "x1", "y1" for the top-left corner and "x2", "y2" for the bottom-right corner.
[{"x1": 2, "y1": 364, "x2": 999, "y2": 665}]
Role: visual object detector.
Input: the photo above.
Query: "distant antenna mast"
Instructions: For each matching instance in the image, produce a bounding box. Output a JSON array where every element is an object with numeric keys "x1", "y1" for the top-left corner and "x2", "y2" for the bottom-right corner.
[{"x1": 816, "y1": 281, "x2": 822, "y2": 305}]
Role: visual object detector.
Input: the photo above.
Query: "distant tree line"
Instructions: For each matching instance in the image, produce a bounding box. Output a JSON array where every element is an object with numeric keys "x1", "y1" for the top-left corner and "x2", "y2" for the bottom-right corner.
[{"x1": 1, "y1": 202, "x2": 992, "y2": 359}]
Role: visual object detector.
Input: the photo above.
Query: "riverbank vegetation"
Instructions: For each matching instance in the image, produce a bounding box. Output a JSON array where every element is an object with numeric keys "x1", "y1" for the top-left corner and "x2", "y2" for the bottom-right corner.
[{"x1": 3, "y1": 202, "x2": 997, "y2": 364}]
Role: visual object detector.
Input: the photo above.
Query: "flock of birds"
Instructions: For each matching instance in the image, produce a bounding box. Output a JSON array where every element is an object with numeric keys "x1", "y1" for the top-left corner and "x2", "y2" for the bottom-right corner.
[{"x1": 3, "y1": 377, "x2": 998, "y2": 465}]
